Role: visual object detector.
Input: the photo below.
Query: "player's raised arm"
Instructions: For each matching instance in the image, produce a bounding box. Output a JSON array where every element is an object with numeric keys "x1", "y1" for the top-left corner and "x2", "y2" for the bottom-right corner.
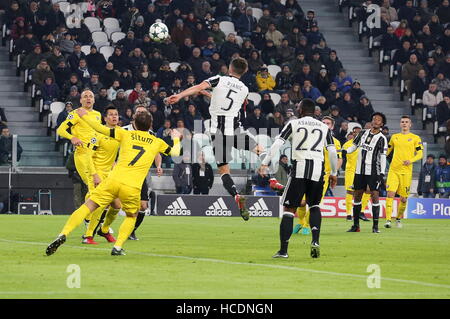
[
  {"x1": 76, "y1": 108, "x2": 124, "y2": 141},
  {"x1": 56, "y1": 111, "x2": 83, "y2": 146},
  {"x1": 261, "y1": 122, "x2": 293, "y2": 167},
  {"x1": 160, "y1": 129, "x2": 182, "y2": 157},
  {"x1": 166, "y1": 81, "x2": 211, "y2": 105},
  {"x1": 326, "y1": 130, "x2": 338, "y2": 177},
  {"x1": 346, "y1": 129, "x2": 364, "y2": 154}
]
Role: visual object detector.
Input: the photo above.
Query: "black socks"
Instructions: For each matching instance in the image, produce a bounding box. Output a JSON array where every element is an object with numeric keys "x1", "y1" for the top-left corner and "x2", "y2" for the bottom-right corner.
[
  {"x1": 309, "y1": 206, "x2": 322, "y2": 245},
  {"x1": 279, "y1": 212, "x2": 294, "y2": 253},
  {"x1": 221, "y1": 173, "x2": 238, "y2": 197}
]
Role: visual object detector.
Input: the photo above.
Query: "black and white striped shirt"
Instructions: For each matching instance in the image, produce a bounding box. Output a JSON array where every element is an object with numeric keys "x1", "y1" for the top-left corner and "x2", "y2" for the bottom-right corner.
[{"x1": 352, "y1": 129, "x2": 388, "y2": 176}]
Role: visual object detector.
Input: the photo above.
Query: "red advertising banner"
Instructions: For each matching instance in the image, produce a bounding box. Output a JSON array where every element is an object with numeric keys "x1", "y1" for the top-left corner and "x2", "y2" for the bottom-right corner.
[{"x1": 320, "y1": 197, "x2": 401, "y2": 218}]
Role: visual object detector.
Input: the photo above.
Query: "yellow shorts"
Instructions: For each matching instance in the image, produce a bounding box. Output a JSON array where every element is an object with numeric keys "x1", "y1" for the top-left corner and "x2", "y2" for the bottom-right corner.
[
  {"x1": 89, "y1": 178, "x2": 140, "y2": 214},
  {"x1": 386, "y1": 170, "x2": 412, "y2": 198},
  {"x1": 74, "y1": 150, "x2": 95, "y2": 194},
  {"x1": 345, "y1": 171, "x2": 355, "y2": 192}
]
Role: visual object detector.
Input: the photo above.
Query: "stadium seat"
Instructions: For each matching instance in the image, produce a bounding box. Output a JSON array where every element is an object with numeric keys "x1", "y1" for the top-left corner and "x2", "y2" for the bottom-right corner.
[
  {"x1": 99, "y1": 46, "x2": 114, "y2": 61},
  {"x1": 110, "y1": 31, "x2": 126, "y2": 44},
  {"x1": 169, "y1": 62, "x2": 180, "y2": 72},
  {"x1": 84, "y1": 17, "x2": 102, "y2": 33},
  {"x1": 80, "y1": 45, "x2": 91, "y2": 56},
  {"x1": 47, "y1": 102, "x2": 65, "y2": 137},
  {"x1": 247, "y1": 92, "x2": 261, "y2": 105},
  {"x1": 103, "y1": 17, "x2": 121, "y2": 38},
  {"x1": 252, "y1": 8, "x2": 263, "y2": 21},
  {"x1": 269, "y1": 93, "x2": 281, "y2": 105},
  {"x1": 91, "y1": 31, "x2": 109, "y2": 47},
  {"x1": 267, "y1": 65, "x2": 281, "y2": 78},
  {"x1": 58, "y1": 1, "x2": 70, "y2": 17},
  {"x1": 219, "y1": 21, "x2": 235, "y2": 34}
]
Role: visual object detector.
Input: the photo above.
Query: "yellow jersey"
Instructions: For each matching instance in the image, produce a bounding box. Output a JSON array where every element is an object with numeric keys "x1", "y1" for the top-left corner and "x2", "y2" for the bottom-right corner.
[
  {"x1": 57, "y1": 108, "x2": 102, "y2": 148},
  {"x1": 80, "y1": 115, "x2": 179, "y2": 189},
  {"x1": 324, "y1": 137, "x2": 341, "y2": 175},
  {"x1": 387, "y1": 132, "x2": 423, "y2": 174},
  {"x1": 343, "y1": 139, "x2": 358, "y2": 174},
  {"x1": 92, "y1": 133, "x2": 120, "y2": 174}
]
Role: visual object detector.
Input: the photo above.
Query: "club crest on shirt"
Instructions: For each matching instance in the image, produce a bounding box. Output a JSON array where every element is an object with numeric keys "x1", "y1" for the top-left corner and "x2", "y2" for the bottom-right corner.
[
  {"x1": 90, "y1": 137, "x2": 97, "y2": 144},
  {"x1": 408, "y1": 138, "x2": 412, "y2": 142},
  {"x1": 67, "y1": 113, "x2": 74, "y2": 120}
]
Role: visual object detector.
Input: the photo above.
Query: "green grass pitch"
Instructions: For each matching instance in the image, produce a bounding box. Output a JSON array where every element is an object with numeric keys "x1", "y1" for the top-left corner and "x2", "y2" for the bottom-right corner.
[{"x1": 1, "y1": 215, "x2": 449, "y2": 299}]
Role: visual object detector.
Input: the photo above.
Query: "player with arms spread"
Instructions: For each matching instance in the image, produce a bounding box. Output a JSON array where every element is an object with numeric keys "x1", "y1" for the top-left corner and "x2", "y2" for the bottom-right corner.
[
  {"x1": 260, "y1": 99, "x2": 338, "y2": 259},
  {"x1": 384, "y1": 115, "x2": 423, "y2": 228},
  {"x1": 346, "y1": 112, "x2": 388, "y2": 233},
  {"x1": 46, "y1": 111, "x2": 181, "y2": 256},
  {"x1": 166, "y1": 57, "x2": 257, "y2": 221}
]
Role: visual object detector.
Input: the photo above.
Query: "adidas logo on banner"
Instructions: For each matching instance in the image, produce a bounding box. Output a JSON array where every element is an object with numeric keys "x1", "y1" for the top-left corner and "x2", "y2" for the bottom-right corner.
[
  {"x1": 205, "y1": 197, "x2": 232, "y2": 216},
  {"x1": 249, "y1": 198, "x2": 273, "y2": 217},
  {"x1": 164, "y1": 197, "x2": 191, "y2": 216}
]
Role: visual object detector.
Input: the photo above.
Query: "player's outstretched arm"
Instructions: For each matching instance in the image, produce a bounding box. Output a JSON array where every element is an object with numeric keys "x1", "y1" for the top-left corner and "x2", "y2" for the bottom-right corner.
[
  {"x1": 167, "y1": 129, "x2": 182, "y2": 156},
  {"x1": 166, "y1": 81, "x2": 211, "y2": 105},
  {"x1": 56, "y1": 112, "x2": 83, "y2": 146},
  {"x1": 76, "y1": 108, "x2": 115, "y2": 138}
]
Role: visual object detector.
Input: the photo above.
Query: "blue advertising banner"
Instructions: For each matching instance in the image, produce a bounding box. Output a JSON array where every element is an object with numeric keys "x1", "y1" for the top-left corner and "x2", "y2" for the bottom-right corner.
[{"x1": 406, "y1": 198, "x2": 450, "y2": 219}]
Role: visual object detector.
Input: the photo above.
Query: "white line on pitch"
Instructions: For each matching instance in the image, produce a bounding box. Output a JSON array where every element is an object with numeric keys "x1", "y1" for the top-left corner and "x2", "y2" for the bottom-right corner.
[{"x1": 1, "y1": 238, "x2": 450, "y2": 291}]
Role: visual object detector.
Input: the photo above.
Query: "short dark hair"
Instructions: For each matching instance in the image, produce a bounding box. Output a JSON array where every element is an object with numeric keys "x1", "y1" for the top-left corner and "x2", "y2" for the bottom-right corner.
[
  {"x1": 439, "y1": 154, "x2": 447, "y2": 160},
  {"x1": 322, "y1": 115, "x2": 335, "y2": 125},
  {"x1": 104, "y1": 106, "x2": 117, "y2": 116},
  {"x1": 401, "y1": 115, "x2": 411, "y2": 120},
  {"x1": 371, "y1": 112, "x2": 387, "y2": 125},
  {"x1": 280, "y1": 154, "x2": 288, "y2": 160},
  {"x1": 427, "y1": 154, "x2": 435, "y2": 159},
  {"x1": 300, "y1": 98, "x2": 315, "y2": 115},
  {"x1": 230, "y1": 57, "x2": 248, "y2": 75},
  {"x1": 134, "y1": 112, "x2": 152, "y2": 131}
]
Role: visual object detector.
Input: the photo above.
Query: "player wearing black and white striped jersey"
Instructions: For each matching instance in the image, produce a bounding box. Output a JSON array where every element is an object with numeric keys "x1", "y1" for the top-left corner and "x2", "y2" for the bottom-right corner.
[
  {"x1": 260, "y1": 99, "x2": 338, "y2": 259},
  {"x1": 166, "y1": 58, "x2": 257, "y2": 221},
  {"x1": 344, "y1": 112, "x2": 388, "y2": 234}
]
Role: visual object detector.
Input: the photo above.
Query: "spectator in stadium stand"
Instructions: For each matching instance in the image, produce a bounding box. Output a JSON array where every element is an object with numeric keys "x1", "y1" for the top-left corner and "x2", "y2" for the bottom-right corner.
[
  {"x1": 58, "y1": 33, "x2": 75, "y2": 55},
  {"x1": 61, "y1": 73, "x2": 81, "y2": 98},
  {"x1": 437, "y1": 91, "x2": 450, "y2": 130},
  {"x1": 294, "y1": 64, "x2": 316, "y2": 87},
  {"x1": 246, "y1": 106, "x2": 267, "y2": 134},
  {"x1": 308, "y1": 51, "x2": 323, "y2": 76},
  {"x1": 86, "y1": 73, "x2": 103, "y2": 95},
  {"x1": 438, "y1": 54, "x2": 450, "y2": 78},
  {"x1": 349, "y1": 80, "x2": 365, "y2": 102},
  {"x1": 257, "y1": 92, "x2": 274, "y2": 116},
  {"x1": 357, "y1": 95, "x2": 375, "y2": 126},
  {"x1": 127, "y1": 82, "x2": 142, "y2": 105},
  {"x1": 247, "y1": 49, "x2": 264, "y2": 74},
  {"x1": 160, "y1": 36, "x2": 180, "y2": 62},
  {"x1": 392, "y1": 41, "x2": 413, "y2": 75},
  {"x1": 265, "y1": 23, "x2": 284, "y2": 47},
  {"x1": 119, "y1": 69, "x2": 135, "y2": 90},
  {"x1": 117, "y1": 31, "x2": 139, "y2": 54},
  {"x1": 316, "y1": 67, "x2": 331, "y2": 95},
  {"x1": 411, "y1": 69, "x2": 429, "y2": 101},
  {"x1": 130, "y1": 16, "x2": 146, "y2": 40},
  {"x1": 419, "y1": 25, "x2": 439, "y2": 53},
  {"x1": 261, "y1": 39, "x2": 278, "y2": 65},
  {"x1": 330, "y1": 105, "x2": 345, "y2": 135},
  {"x1": 93, "y1": 88, "x2": 111, "y2": 114},
  {"x1": 195, "y1": 61, "x2": 213, "y2": 83},
  {"x1": 10, "y1": 17, "x2": 28, "y2": 40},
  {"x1": 75, "y1": 59, "x2": 92, "y2": 85},
  {"x1": 41, "y1": 76, "x2": 59, "y2": 107},
  {"x1": 167, "y1": 106, "x2": 183, "y2": 127},
  {"x1": 203, "y1": 11, "x2": 216, "y2": 30},
  {"x1": 192, "y1": 151, "x2": 214, "y2": 195},
  {"x1": 32, "y1": 59, "x2": 54, "y2": 86},
  {"x1": 220, "y1": 34, "x2": 241, "y2": 64},
  {"x1": 85, "y1": 45, "x2": 106, "y2": 74},
  {"x1": 46, "y1": 2, "x2": 65, "y2": 31},
  {"x1": 112, "y1": 89, "x2": 130, "y2": 115},
  {"x1": 286, "y1": 83, "x2": 303, "y2": 104},
  {"x1": 290, "y1": 52, "x2": 306, "y2": 74},
  {"x1": 23, "y1": 1, "x2": 39, "y2": 26},
  {"x1": 400, "y1": 27, "x2": 416, "y2": 45},
  {"x1": 183, "y1": 102, "x2": 201, "y2": 132},
  {"x1": 66, "y1": 86, "x2": 81, "y2": 108},
  {"x1": 316, "y1": 96, "x2": 328, "y2": 113},
  {"x1": 306, "y1": 24, "x2": 325, "y2": 46},
  {"x1": 324, "y1": 82, "x2": 340, "y2": 108},
  {"x1": 412, "y1": 42, "x2": 427, "y2": 64},
  {"x1": 423, "y1": 82, "x2": 444, "y2": 118},
  {"x1": 278, "y1": 9, "x2": 299, "y2": 35},
  {"x1": 301, "y1": 80, "x2": 321, "y2": 101},
  {"x1": 33, "y1": 14, "x2": 51, "y2": 42},
  {"x1": 417, "y1": 154, "x2": 437, "y2": 198},
  {"x1": 275, "y1": 92, "x2": 294, "y2": 116},
  {"x1": 438, "y1": 28, "x2": 450, "y2": 53},
  {"x1": 437, "y1": 0, "x2": 450, "y2": 24},
  {"x1": 143, "y1": 3, "x2": 160, "y2": 27},
  {"x1": 336, "y1": 121, "x2": 349, "y2": 145},
  {"x1": 380, "y1": 0, "x2": 398, "y2": 23},
  {"x1": 155, "y1": 61, "x2": 174, "y2": 88},
  {"x1": 333, "y1": 69, "x2": 353, "y2": 94},
  {"x1": 275, "y1": 64, "x2": 293, "y2": 92},
  {"x1": 231, "y1": 1, "x2": 246, "y2": 25},
  {"x1": 108, "y1": 46, "x2": 128, "y2": 73},
  {"x1": 240, "y1": 39, "x2": 254, "y2": 60},
  {"x1": 56, "y1": 101, "x2": 73, "y2": 129},
  {"x1": 418, "y1": 0, "x2": 434, "y2": 22},
  {"x1": 402, "y1": 54, "x2": 424, "y2": 97},
  {"x1": 96, "y1": 0, "x2": 115, "y2": 19},
  {"x1": 165, "y1": 7, "x2": 183, "y2": 30},
  {"x1": 435, "y1": 154, "x2": 450, "y2": 198},
  {"x1": 173, "y1": 153, "x2": 193, "y2": 194},
  {"x1": 192, "y1": 22, "x2": 209, "y2": 48},
  {"x1": 107, "y1": 80, "x2": 120, "y2": 101},
  {"x1": 286, "y1": 26, "x2": 302, "y2": 50},
  {"x1": 169, "y1": 76, "x2": 183, "y2": 95},
  {"x1": 134, "y1": 91, "x2": 151, "y2": 109},
  {"x1": 380, "y1": 25, "x2": 401, "y2": 59},
  {"x1": 21, "y1": 44, "x2": 43, "y2": 70},
  {"x1": 4, "y1": 1, "x2": 22, "y2": 29},
  {"x1": 235, "y1": 6, "x2": 256, "y2": 38},
  {"x1": 171, "y1": 19, "x2": 193, "y2": 47},
  {"x1": 46, "y1": 46, "x2": 64, "y2": 71},
  {"x1": 178, "y1": 37, "x2": 194, "y2": 61},
  {"x1": 250, "y1": 25, "x2": 266, "y2": 51},
  {"x1": 208, "y1": 22, "x2": 226, "y2": 46},
  {"x1": 100, "y1": 62, "x2": 119, "y2": 89},
  {"x1": 433, "y1": 73, "x2": 450, "y2": 92},
  {"x1": 147, "y1": 49, "x2": 164, "y2": 73},
  {"x1": 285, "y1": 108, "x2": 297, "y2": 122},
  {"x1": 256, "y1": 7, "x2": 272, "y2": 33},
  {"x1": 148, "y1": 102, "x2": 164, "y2": 132},
  {"x1": 0, "y1": 127, "x2": 22, "y2": 165},
  {"x1": 276, "y1": 39, "x2": 296, "y2": 65},
  {"x1": 267, "y1": 110, "x2": 285, "y2": 134},
  {"x1": 256, "y1": 66, "x2": 275, "y2": 93},
  {"x1": 68, "y1": 43, "x2": 86, "y2": 72},
  {"x1": 337, "y1": 92, "x2": 358, "y2": 122}
]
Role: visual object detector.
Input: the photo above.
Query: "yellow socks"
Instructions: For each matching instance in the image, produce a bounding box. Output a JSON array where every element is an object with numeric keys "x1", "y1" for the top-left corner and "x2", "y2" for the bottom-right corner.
[
  {"x1": 101, "y1": 207, "x2": 120, "y2": 234},
  {"x1": 385, "y1": 197, "x2": 394, "y2": 221},
  {"x1": 114, "y1": 216, "x2": 137, "y2": 249},
  {"x1": 361, "y1": 193, "x2": 371, "y2": 212},
  {"x1": 345, "y1": 193, "x2": 353, "y2": 216},
  {"x1": 297, "y1": 206, "x2": 310, "y2": 228},
  {"x1": 60, "y1": 204, "x2": 92, "y2": 236},
  {"x1": 84, "y1": 206, "x2": 105, "y2": 237},
  {"x1": 398, "y1": 201, "x2": 407, "y2": 219}
]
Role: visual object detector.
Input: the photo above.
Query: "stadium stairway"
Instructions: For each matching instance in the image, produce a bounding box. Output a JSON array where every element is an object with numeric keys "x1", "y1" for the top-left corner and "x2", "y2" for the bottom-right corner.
[
  {"x1": 300, "y1": 0, "x2": 438, "y2": 170},
  {"x1": 0, "y1": 45, "x2": 64, "y2": 166}
]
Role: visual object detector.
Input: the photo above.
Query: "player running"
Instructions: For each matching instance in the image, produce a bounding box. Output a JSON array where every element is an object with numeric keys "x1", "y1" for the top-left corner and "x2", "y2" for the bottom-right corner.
[
  {"x1": 260, "y1": 99, "x2": 338, "y2": 258},
  {"x1": 346, "y1": 112, "x2": 388, "y2": 233},
  {"x1": 82, "y1": 106, "x2": 121, "y2": 245},
  {"x1": 384, "y1": 115, "x2": 423, "y2": 228},
  {"x1": 122, "y1": 105, "x2": 163, "y2": 240},
  {"x1": 46, "y1": 110, "x2": 181, "y2": 256},
  {"x1": 57, "y1": 90, "x2": 101, "y2": 224},
  {"x1": 166, "y1": 57, "x2": 258, "y2": 221},
  {"x1": 292, "y1": 116, "x2": 342, "y2": 235}
]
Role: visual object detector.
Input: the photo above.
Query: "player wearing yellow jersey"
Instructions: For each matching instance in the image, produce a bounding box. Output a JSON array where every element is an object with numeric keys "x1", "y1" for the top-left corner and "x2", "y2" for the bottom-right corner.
[
  {"x1": 342, "y1": 126, "x2": 372, "y2": 221},
  {"x1": 292, "y1": 116, "x2": 342, "y2": 235},
  {"x1": 57, "y1": 90, "x2": 102, "y2": 223},
  {"x1": 82, "y1": 106, "x2": 121, "y2": 245},
  {"x1": 384, "y1": 116, "x2": 423, "y2": 228},
  {"x1": 46, "y1": 110, "x2": 182, "y2": 256}
]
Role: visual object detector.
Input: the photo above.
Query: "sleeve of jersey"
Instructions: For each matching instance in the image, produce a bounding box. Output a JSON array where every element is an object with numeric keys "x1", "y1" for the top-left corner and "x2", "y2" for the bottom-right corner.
[
  {"x1": 204, "y1": 75, "x2": 220, "y2": 88},
  {"x1": 326, "y1": 131, "x2": 338, "y2": 175},
  {"x1": 411, "y1": 137, "x2": 424, "y2": 163},
  {"x1": 161, "y1": 137, "x2": 181, "y2": 156},
  {"x1": 80, "y1": 115, "x2": 123, "y2": 141},
  {"x1": 56, "y1": 112, "x2": 78, "y2": 141},
  {"x1": 278, "y1": 122, "x2": 293, "y2": 142},
  {"x1": 386, "y1": 136, "x2": 394, "y2": 156},
  {"x1": 347, "y1": 130, "x2": 363, "y2": 154}
]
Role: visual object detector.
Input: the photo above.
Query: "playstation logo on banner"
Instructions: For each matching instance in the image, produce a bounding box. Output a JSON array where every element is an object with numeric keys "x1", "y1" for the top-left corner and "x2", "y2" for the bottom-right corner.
[
  {"x1": 411, "y1": 202, "x2": 426, "y2": 215},
  {"x1": 249, "y1": 198, "x2": 273, "y2": 217}
]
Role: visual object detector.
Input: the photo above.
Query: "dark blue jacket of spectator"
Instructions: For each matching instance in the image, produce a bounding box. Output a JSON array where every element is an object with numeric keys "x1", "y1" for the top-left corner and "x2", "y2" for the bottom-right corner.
[
  {"x1": 117, "y1": 37, "x2": 140, "y2": 54},
  {"x1": 157, "y1": 69, "x2": 176, "y2": 88},
  {"x1": 46, "y1": 8, "x2": 65, "y2": 31},
  {"x1": 150, "y1": 109, "x2": 165, "y2": 132},
  {"x1": 392, "y1": 47, "x2": 412, "y2": 65},
  {"x1": 246, "y1": 112, "x2": 268, "y2": 134},
  {"x1": 417, "y1": 162, "x2": 437, "y2": 195},
  {"x1": 184, "y1": 110, "x2": 202, "y2": 132},
  {"x1": 41, "y1": 82, "x2": 59, "y2": 102},
  {"x1": 219, "y1": 41, "x2": 240, "y2": 63},
  {"x1": 411, "y1": 75, "x2": 429, "y2": 98},
  {"x1": 54, "y1": 65, "x2": 71, "y2": 88},
  {"x1": 275, "y1": 72, "x2": 293, "y2": 91},
  {"x1": 240, "y1": 72, "x2": 258, "y2": 92},
  {"x1": 381, "y1": 33, "x2": 401, "y2": 52},
  {"x1": 302, "y1": 86, "x2": 321, "y2": 101},
  {"x1": 325, "y1": 58, "x2": 344, "y2": 80},
  {"x1": 236, "y1": 13, "x2": 257, "y2": 35},
  {"x1": 357, "y1": 101, "x2": 375, "y2": 125},
  {"x1": 294, "y1": 71, "x2": 315, "y2": 87},
  {"x1": 333, "y1": 75, "x2": 353, "y2": 93},
  {"x1": 127, "y1": 54, "x2": 146, "y2": 73},
  {"x1": 398, "y1": 5, "x2": 417, "y2": 24},
  {"x1": 86, "y1": 51, "x2": 107, "y2": 74},
  {"x1": 251, "y1": 172, "x2": 271, "y2": 188},
  {"x1": 169, "y1": 0, "x2": 194, "y2": 15},
  {"x1": 214, "y1": 0, "x2": 232, "y2": 20},
  {"x1": 250, "y1": 30, "x2": 266, "y2": 50},
  {"x1": 337, "y1": 98, "x2": 358, "y2": 120},
  {"x1": 68, "y1": 51, "x2": 86, "y2": 72},
  {"x1": 108, "y1": 52, "x2": 130, "y2": 72},
  {"x1": 437, "y1": 100, "x2": 450, "y2": 126},
  {"x1": 306, "y1": 30, "x2": 325, "y2": 45}
]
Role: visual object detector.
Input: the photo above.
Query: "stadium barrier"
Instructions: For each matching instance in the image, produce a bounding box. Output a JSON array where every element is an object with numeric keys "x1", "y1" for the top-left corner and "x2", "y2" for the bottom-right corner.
[{"x1": 405, "y1": 198, "x2": 450, "y2": 219}]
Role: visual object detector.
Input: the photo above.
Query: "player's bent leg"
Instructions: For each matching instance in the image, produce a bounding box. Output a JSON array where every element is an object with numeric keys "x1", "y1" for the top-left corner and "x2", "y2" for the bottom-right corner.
[
  {"x1": 219, "y1": 164, "x2": 249, "y2": 221},
  {"x1": 112, "y1": 211, "x2": 138, "y2": 256},
  {"x1": 101, "y1": 198, "x2": 121, "y2": 235}
]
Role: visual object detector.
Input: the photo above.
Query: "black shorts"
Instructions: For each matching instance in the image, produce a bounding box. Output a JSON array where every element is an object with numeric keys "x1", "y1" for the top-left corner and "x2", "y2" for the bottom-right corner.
[
  {"x1": 353, "y1": 174, "x2": 381, "y2": 192},
  {"x1": 281, "y1": 177, "x2": 324, "y2": 208},
  {"x1": 140, "y1": 178, "x2": 149, "y2": 201},
  {"x1": 211, "y1": 132, "x2": 256, "y2": 167}
]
